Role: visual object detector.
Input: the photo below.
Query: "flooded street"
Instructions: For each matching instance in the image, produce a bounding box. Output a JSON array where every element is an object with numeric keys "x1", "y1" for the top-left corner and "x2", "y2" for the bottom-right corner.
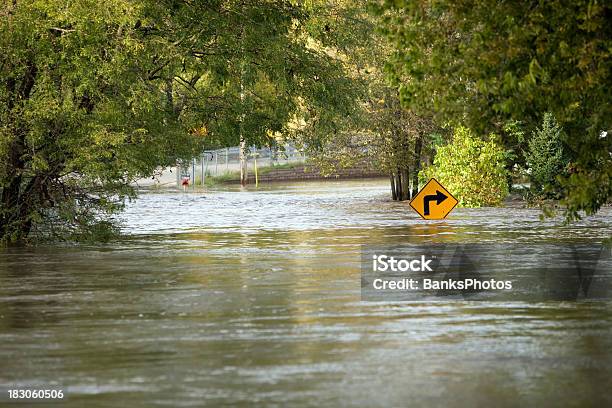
[{"x1": 1, "y1": 179, "x2": 611, "y2": 407}]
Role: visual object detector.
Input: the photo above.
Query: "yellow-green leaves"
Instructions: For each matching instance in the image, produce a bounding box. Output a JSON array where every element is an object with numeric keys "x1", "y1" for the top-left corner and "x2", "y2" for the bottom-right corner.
[{"x1": 422, "y1": 126, "x2": 509, "y2": 207}]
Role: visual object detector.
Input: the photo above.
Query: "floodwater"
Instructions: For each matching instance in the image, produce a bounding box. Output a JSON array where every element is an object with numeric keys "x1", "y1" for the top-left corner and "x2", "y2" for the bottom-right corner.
[{"x1": 1, "y1": 179, "x2": 611, "y2": 407}]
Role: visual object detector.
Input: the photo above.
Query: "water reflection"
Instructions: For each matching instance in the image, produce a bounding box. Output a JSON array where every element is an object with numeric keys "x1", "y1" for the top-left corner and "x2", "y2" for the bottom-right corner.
[{"x1": 0, "y1": 179, "x2": 611, "y2": 406}]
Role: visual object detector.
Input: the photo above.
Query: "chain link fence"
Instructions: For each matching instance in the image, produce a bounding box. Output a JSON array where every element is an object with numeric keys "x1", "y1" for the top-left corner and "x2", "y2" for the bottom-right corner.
[{"x1": 176, "y1": 144, "x2": 307, "y2": 186}]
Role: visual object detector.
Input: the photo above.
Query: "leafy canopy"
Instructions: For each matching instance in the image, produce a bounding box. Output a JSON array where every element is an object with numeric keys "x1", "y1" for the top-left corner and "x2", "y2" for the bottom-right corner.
[
  {"x1": 374, "y1": 0, "x2": 611, "y2": 219},
  {"x1": 0, "y1": 0, "x2": 363, "y2": 243}
]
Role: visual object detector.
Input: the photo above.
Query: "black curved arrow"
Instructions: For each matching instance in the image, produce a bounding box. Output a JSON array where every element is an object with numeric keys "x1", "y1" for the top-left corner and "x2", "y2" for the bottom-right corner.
[{"x1": 423, "y1": 190, "x2": 448, "y2": 215}]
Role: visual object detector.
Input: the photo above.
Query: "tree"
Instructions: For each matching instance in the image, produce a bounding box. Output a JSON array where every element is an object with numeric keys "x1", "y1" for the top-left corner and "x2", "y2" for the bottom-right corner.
[
  {"x1": 0, "y1": 0, "x2": 203, "y2": 243},
  {"x1": 144, "y1": 0, "x2": 361, "y2": 185},
  {"x1": 374, "y1": 0, "x2": 611, "y2": 219},
  {"x1": 423, "y1": 127, "x2": 509, "y2": 207},
  {"x1": 525, "y1": 113, "x2": 570, "y2": 196},
  {"x1": 0, "y1": 0, "x2": 363, "y2": 243},
  {"x1": 300, "y1": 3, "x2": 441, "y2": 201},
  {"x1": 368, "y1": 90, "x2": 439, "y2": 201}
]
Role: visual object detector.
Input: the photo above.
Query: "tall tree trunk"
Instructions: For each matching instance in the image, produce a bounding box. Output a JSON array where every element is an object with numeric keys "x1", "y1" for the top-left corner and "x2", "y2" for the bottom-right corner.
[
  {"x1": 390, "y1": 173, "x2": 397, "y2": 200},
  {"x1": 400, "y1": 168, "x2": 410, "y2": 201},
  {"x1": 239, "y1": 137, "x2": 248, "y2": 186},
  {"x1": 396, "y1": 168, "x2": 403, "y2": 201},
  {"x1": 412, "y1": 135, "x2": 423, "y2": 198},
  {"x1": 238, "y1": 39, "x2": 247, "y2": 187}
]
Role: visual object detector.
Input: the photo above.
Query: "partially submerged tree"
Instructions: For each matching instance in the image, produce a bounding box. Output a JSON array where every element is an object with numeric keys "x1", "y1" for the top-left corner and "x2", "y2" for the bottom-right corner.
[
  {"x1": 301, "y1": 4, "x2": 440, "y2": 201},
  {"x1": 0, "y1": 0, "x2": 203, "y2": 243},
  {"x1": 0, "y1": 0, "x2": 363, "y2": 243},
  {"x1": 368, "y1": 89, "x2": 439, "y2": 201},
  {"x1": 375, "y1": 0, "x2": 611, "y2": 219}
]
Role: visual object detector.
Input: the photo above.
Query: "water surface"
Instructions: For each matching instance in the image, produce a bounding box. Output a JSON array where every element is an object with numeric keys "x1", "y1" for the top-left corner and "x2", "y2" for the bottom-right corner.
[{"x1": 1, "y1": 179, "x2": 611, "y2": 407}]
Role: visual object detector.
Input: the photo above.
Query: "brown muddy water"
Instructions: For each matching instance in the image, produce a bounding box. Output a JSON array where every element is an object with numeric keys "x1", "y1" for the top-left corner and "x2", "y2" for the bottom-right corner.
[{"x1": 1, "y1": 179, "x2": 611, "y2": 407}]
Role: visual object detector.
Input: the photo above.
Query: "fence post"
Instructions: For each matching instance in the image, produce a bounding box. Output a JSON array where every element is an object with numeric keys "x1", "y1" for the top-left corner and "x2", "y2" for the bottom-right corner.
[
  {"x1": 191, "y1": 158, "x2": 195, "y2": 189},
  {"x1": 254, "y1": 153, "x2": 258, "y2": 187},
  {"x1": 201, "y1": 154, "x2": 205, "y2": 186}
]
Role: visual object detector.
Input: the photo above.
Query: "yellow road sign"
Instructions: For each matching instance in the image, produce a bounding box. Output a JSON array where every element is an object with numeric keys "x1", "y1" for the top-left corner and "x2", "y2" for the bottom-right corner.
[{"x1": 409, "y1": 178, "x2": 458, "y2": 220}]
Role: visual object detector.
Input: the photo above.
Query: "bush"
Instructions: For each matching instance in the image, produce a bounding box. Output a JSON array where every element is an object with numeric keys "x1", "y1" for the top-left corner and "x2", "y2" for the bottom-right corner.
[
  {"x1": 524, "y1": 113, "x2": 569, "y2": 197},
  {"x1": 422, "y1": 126, "x2": 509, "y2": 207}
]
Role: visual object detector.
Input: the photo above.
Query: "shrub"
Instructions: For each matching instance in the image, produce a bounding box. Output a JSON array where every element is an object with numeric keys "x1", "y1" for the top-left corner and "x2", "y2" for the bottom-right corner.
[
  {"x1": 524, "y1": 113, "x2": 569, "y2": 197},
  {"x1": 422, "y1": 126, "x2": 509, "y2": 207}
]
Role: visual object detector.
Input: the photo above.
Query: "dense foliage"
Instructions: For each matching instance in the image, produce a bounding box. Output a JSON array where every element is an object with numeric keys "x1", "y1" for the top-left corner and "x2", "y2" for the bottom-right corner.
[
  {"x1": 0, "y1": 0, "x2": 360, "y2": 243},
  {"x1": 423, "y1": 127, "x2": 509, "y2": 207},
  {"x1": 375, "y1": 0, "x2": 611, "y2": 219},
  {"x1": 1, "y1": 0, "x2": 200, "y2": 242},
  {"x1": 2, "y1": 0, "x2": 610, "y2": 243}
]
